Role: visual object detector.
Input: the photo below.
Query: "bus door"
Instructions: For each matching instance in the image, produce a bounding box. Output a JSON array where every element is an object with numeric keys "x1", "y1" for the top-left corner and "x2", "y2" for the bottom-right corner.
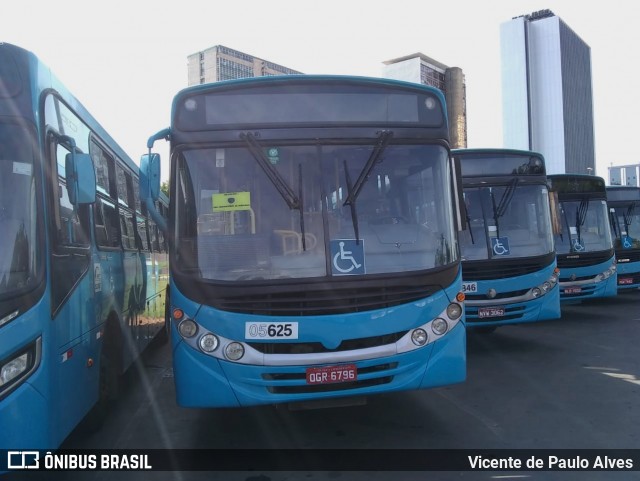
[
  {"x1": 115, "y1": 165, "x2": 141, "y2": 368},
  {"x1": 48, "y1": 133, "x2": 99, "y2": 441}
]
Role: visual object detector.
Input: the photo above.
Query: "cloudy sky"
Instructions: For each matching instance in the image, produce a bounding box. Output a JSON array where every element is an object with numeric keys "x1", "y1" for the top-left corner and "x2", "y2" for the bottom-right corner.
[{"x1": 3, "y1": 0, "x2": 638, "y2": 181}]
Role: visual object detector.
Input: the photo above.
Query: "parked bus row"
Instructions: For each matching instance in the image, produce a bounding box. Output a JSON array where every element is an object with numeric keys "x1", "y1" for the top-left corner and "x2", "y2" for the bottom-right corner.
[
  {"x1": 453, "y1": 149, "x2": 638, "y2": 332},
  {"x1": 2, "y1": 43, "x2": 638, "y2": 453},
  {"x1": 140, "y1": 75, "x2": 639, "y2": 414},
  {"x1": 0, "y1": 43, "x2": 169, "y2": 451}
]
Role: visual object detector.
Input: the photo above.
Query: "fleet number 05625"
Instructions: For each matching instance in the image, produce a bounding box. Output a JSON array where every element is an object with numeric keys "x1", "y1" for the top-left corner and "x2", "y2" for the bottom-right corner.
[{"x1": 245, "y1": 322, "x2": 299, "y2": 339}]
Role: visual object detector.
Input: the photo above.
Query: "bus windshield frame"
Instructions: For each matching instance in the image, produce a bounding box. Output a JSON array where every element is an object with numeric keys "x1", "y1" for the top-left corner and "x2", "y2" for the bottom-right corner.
[{"x1": 173, "y1": 139, "x2": 458, "y2": 283}]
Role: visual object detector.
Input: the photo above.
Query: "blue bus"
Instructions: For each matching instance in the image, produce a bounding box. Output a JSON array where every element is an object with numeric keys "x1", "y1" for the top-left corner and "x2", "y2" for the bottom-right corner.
[
  {"x1": 548, "y1": 174, "x2": 617, "y2": 301},
  {"x1": 606, "y1": 185, "x2": 640, "y2": 290},
  {"x1": 141, "y1": 75, "x2": 467, "y2": 409},
  {"x1": 452, "y1": 149, "x2": 560, "y2": 330},
  {"x1": 0, "y1": 43, "x2": 169, "y2": 450}
]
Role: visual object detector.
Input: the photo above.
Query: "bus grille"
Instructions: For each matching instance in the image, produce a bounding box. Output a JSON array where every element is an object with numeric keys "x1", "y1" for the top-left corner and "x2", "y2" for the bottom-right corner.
[
  {"x1": 615, "y1": 251, "x2": 640, "y2": 263},
  {"x1": 465, "y1": 288, "x2": 529, "y2": 301},
  {"x1": 214, "y1": 285, "x2": 439, "y2": 316},
  {"x1": 248, "y1": 332, "x2": 407, "y2": 354},
  {"x1": 462, "y1": 261, "x2": 546, "y2": 281},
  {"x1": 557, "y1": 252, "x2": 613, "y2": 268}
]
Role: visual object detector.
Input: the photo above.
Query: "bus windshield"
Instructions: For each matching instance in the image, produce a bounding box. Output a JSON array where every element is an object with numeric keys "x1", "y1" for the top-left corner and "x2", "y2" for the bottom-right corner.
[
  {"x1": 174, "y1": 142, "x2": 457, "y2": 281},
  {"x1": 0, "y1": 122, "x2": 40, "y2": 298},
  {"x1": 609, "y1": 203, "x2": 640, "y2": 250},
  {"x1": 555, "y1": 198, "x2": 613, "y2": 254},
  {"x1": 459, "y1": 183, "x2": 554, "y2": 260}
]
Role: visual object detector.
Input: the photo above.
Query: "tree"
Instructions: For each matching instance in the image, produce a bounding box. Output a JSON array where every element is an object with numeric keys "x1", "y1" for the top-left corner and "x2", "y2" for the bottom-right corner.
[{"x1": 161, "y1": 181, "x2": 169, "y2": 198}]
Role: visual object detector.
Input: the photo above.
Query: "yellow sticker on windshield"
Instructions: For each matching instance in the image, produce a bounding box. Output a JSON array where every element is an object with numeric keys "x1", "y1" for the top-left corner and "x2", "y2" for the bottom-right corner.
[{"x1": 212, "y1": 191, "x2": 251, "y2": 211}]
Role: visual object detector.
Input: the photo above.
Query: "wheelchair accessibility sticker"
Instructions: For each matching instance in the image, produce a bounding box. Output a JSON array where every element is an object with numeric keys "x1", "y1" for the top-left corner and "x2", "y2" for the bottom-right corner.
[
  {"x1": 622, "y1": 235, "x2": 633, "y2": 249},
  {"x1": 330, "y1": 239, "x2": 366, "y2": 275},
  {"x1": 491, "y1": 236, "x2": 511, "y2": 256}
]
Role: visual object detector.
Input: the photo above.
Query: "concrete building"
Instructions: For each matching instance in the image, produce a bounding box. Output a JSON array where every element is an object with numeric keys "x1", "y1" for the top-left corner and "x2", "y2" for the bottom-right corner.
[
  {"x1": 609, "y1": 164, "x2": 640, "y2": 187},
  {"x1": 187, "y1": 45, "x2": 302, "y2": 86},
  {"x1": 382, "y1": 53, "x2": 467, "y2": 149},
  {"x1": 501, "y1": 9, "x2": 595, "y2": 175}
]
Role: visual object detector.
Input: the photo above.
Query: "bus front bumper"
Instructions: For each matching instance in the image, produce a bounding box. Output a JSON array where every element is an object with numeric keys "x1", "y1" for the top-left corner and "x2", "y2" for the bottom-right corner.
[{"x1": 172, "y1": 322, "x2": 466, "y2": 408}]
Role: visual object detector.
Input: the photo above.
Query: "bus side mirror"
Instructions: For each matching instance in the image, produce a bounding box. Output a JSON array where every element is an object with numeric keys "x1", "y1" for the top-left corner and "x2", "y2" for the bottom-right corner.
[
  {"x1": 65, "y1": 152, "x2": 96, "y2": 205},
  {"x1": 140, "y1": 153, "x2": 161, "y2": 202}
]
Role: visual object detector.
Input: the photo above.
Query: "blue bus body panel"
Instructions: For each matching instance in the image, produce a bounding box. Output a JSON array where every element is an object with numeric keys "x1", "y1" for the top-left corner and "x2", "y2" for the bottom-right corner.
[
  {"x1": 559, "y1": 257, "x2": 618, "y2": 302},
  {"x1": 170, "y1": 276, "x2": 466, "y2": 408},
  {"x1": 615, "y1": 258, "x2": 640, "y2": 290},
  {"x1": 464, "y1": 261, "x2": 560, "y2": 328},
  {"x1": 0, "y1": 298, "x2": 51, "y2": 449}
]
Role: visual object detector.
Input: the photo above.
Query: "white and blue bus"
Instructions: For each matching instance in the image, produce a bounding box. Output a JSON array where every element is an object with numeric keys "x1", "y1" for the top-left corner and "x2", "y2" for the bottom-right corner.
[
  {"x1": 452, "y1": 149, "x2": 560, "y2": 330},
  {"x1": 606, "y1": 185, "x2": 640, "y2": 290},
  {"x1": 548, "y1": 174, "x2": 617, "y2": 301},
  {"x1": 0, "y1": 43, "x2": 168, "y2": 450},
  {"x1": 141, "y1": 75, "x2": 467, "y2": 409}
]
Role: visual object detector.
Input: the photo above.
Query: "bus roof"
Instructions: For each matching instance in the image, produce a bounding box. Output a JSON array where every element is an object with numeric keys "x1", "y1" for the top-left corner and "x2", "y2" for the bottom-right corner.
[
  {"x1": 547, "y1": 174, "x2": 606, "y2": 195},
  {"x1": 605, "y1": 185, "x2": 640, "y2": 202},
  {"x1": 169, "y1": 75, "x2": 449, "y2": 137},
  {"x1": 452, "y1": 148, "x2": 546, "y2": 177}
]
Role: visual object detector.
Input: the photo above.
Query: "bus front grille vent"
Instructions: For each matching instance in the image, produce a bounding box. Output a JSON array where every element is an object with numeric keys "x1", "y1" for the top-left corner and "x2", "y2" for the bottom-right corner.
[
  {"x1": 214, "y1": 285, "x2": 439, "y2": 316},
  {"x1": 248, "y1": 332, "x2": 407, "y2": 355}
]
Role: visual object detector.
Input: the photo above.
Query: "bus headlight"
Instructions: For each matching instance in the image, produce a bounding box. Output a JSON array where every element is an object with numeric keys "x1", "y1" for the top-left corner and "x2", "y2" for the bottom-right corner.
[
  {"x1": 178, "y1": 319, "x2": 198, "y2": 338},
  {"x1": 225, "y1": 342, "x2": 245, "y2": 361},
  {"x1": 0, "y1": 338, "x2": 41, "y2": 394},
  {"x1": 431, "y1": 318, "x2": 448, "y2": 336},
  {"x1": 1, "y1": 352, "x2": 29, "y2": 387},
  {"x1": 199, "y1": 334, "x2": 219, "y2": 353},
  {"x1": 446, "y1": 303, "x2": 462, "y2": 320},
  {"x1": 531, "y1": 287, "x2": 542, "y2": 298},
  {"x1": 411, "y1": 329, "x2": 428, "y2": 346}
]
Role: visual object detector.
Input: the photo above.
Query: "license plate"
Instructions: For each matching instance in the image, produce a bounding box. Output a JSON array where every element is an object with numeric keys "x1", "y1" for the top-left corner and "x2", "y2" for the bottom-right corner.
[
  {"x1": 564, "y1": 286, "x2": 582, "y2": 294},
  {"x1": 618, "y1": 278, "x2": 633, "y2": 285},
  {"x1": 478, "y1": 306, "x2": 504, "y2": 318},
  {"x1": 306, "y1": 364, "x2": 357, "y2": 385}
]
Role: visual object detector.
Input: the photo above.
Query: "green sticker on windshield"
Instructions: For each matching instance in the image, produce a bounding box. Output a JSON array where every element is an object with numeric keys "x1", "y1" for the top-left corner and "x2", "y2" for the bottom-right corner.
[{"x1": 212, "y1": 191, "x2": 251, "y2": 211}]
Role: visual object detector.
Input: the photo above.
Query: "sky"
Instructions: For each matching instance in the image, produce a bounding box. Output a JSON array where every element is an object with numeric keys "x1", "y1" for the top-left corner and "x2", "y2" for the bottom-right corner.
[{"x1": 3, "y1": 0, "x2": 639, "y2": 182}]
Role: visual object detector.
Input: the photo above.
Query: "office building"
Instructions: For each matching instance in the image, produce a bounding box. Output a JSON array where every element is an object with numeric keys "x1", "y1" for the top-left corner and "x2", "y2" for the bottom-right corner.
[
  {"x1": 609, "y1": 164, "x2": 640, "y2": 187},
  {"x1": 382, "y1": 53, "x2": 467, "y2": 149},
  {"x1": 501, "y1": 9, "x2": 595, "y2": 175},
  {"x1": 187, "y1": 45, "x2": 302, "y2": 86}
]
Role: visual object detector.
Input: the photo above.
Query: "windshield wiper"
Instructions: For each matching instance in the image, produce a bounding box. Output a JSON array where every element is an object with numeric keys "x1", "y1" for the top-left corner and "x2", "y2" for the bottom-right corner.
[
  {"x1": 297, "y1": 163, "x2": 307, "y2": 251},
  {"x1": 490, "y1": 178, "x2": 518, "y2": 238},
  {"x1": 575, "y1": 196, "x2": 589, "y2": 244},
  {"x1": 623, "y1": 203, "x2": 636, "y2": 234},
  {"x1": 343, "y1": 160, "x2": 360, "y2": 244},
  {"x1": 342, "y1": 130, "x2": 393, "y2": 207},
  {"x1": 240, "y1": 132, "x2": 300, "y2": 210}
]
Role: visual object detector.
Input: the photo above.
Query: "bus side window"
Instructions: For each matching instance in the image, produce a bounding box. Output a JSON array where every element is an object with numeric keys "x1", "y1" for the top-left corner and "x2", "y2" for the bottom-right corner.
[{"x1": 54, "y1": 143, "x2": 90, "y2": 247}]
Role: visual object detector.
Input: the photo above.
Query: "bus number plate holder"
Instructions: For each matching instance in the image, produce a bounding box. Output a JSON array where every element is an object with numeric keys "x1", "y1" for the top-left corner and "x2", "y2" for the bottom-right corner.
[
  {"x1": 478, "y1": 307, "x2": 504, "y2": 318},
  {"x1": 564, "y1": 286, "x2": 582, "y2": 294},
  {"x1": 306, "y1": 364, "x2": 357, "y2": 385},
  {"x1": 618, "y1": 278, "x2": 633, "y2": 285}
]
